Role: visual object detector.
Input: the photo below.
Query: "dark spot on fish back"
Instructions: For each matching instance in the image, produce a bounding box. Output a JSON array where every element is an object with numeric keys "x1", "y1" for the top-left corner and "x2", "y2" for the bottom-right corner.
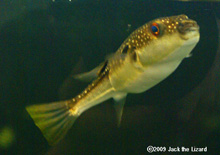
[
  {"x1": 129, "y1": 46, "x2": 137, "y2": 62},
  {"x1": 131, "y1": 51, "x2": 137, "y2": 62},
  {"x1": 122, "y1": 45, "x2": 129, "y2": 54},
  {"x1": 98, "y1": 60, "x2": 108, "y2": 76}
]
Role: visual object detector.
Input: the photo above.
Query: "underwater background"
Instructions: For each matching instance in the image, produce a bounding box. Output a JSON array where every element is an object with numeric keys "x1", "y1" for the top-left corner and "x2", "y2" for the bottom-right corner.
[{"x1": 1, "y1": 0, "x2": 220, "y2": 154}]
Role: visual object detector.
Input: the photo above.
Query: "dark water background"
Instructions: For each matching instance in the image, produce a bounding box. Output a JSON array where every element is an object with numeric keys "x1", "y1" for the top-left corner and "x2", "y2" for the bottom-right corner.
[{"x1": 1, "y1": 0, "x2": 220, "y2": 154}]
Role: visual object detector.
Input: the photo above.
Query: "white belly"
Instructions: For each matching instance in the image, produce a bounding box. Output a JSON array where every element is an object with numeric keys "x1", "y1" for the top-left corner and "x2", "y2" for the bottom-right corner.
[{"x1": 124, "y1": 59, "x2": 181, "y2": 93}]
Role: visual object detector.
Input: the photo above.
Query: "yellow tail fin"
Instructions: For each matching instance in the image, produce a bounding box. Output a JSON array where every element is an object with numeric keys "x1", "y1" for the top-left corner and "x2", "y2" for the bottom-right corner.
[{"x1": 26, "y1": 100, "x2": 77, "y2": 145}]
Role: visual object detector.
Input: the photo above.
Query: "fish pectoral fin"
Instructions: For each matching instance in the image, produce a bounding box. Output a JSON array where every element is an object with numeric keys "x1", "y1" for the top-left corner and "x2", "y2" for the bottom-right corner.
[{"x1": 113, "y1": 93, "x2": 127, "y2": 127}]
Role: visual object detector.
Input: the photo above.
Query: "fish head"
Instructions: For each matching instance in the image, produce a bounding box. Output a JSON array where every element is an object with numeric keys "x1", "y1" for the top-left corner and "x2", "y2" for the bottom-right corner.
[{"x1": 131, "y1": 14, "x2": 200, "y2": 66}]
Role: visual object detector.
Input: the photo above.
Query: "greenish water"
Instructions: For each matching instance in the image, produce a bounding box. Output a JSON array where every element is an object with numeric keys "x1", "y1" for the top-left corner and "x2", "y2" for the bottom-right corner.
[{"x1": 0, "y1": 0, "x2": 220, "y2": 154}]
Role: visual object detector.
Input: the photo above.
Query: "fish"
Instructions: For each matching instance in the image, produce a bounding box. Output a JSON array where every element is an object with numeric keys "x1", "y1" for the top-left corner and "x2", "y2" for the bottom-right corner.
[{"x1": 26, "y1": 14, "x2": 200, "y2": 145}]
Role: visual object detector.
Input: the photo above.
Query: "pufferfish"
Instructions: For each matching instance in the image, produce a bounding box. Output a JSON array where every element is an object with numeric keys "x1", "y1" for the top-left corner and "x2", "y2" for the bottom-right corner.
[{"x1": 26, "y1": 14, "x2": 200, "y2": 145}]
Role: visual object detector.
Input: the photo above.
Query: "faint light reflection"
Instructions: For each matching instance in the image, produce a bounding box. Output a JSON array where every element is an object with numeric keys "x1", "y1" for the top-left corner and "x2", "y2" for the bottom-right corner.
[{"x1": 0, "y1": 126, "x2": 15, "y2": 149}]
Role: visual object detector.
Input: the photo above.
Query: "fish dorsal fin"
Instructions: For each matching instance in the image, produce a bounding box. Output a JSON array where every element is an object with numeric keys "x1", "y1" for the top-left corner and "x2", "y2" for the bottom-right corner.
[
  {"x1": 74, "y1": 52, "x2": 127, "y2": 82},
  {"x1": 113, "y1": 93, "x2": 127, "y2": 127},
  {"x1": 73, "y1": 53, "x2": 114, "y2": 82},
  {"x1": 73, "y1": 62, "x2": 104, "y2": 82}
]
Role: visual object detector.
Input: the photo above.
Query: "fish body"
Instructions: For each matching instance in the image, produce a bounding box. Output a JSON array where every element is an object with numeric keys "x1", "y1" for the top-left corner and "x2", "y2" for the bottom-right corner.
[{"x1": 26, "y1": 14, "x2": 200, "y2": 145}]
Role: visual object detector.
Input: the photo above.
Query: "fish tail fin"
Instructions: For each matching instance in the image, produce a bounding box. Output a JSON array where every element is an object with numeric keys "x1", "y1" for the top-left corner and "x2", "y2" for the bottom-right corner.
[{"x1": 26, "y1": 100, "x2": 78, "y2": 145}]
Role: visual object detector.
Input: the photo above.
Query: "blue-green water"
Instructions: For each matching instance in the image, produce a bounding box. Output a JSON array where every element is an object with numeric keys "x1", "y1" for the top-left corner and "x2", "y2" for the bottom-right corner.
[{"x1": 0, "y1": 0, "x2": 220, "y2": 154}]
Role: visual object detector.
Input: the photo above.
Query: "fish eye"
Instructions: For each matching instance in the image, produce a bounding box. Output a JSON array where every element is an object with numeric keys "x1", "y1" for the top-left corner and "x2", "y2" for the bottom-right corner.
[{"x1": 151, "y1": 22, "x2": 160, "y2": 36}]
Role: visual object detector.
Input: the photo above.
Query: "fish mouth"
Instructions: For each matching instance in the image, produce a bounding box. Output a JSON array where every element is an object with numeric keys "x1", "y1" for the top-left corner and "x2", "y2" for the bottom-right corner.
[
  {"x1": 184, "y1": 26, "x2": 199, "y2": 32},
  {"x1": 178, "y1": 19, "x2": 199, "y2": 34}
]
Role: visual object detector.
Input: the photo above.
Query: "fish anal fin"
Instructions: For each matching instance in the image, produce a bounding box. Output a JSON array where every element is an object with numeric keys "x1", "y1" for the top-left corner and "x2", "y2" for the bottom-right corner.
[{"x1": 113, "y1": 93, "x2": 127, "y2": 127}]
